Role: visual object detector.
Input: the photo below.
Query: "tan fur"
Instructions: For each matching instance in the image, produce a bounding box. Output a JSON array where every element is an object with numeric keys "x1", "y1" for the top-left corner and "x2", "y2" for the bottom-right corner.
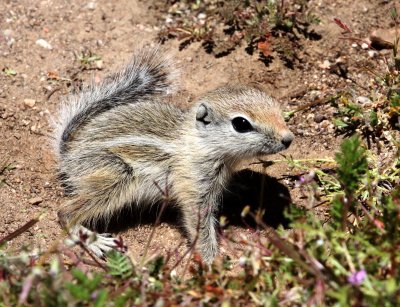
[{"x1": 55, "y1": 51, "x2": 294, "y2": 263}]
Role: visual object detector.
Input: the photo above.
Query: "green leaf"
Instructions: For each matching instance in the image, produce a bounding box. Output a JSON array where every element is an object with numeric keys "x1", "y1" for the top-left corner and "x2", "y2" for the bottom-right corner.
[
  {"x1": 115, "y1": 289, "x2": 135, "y2": 307},
  {"x1": 66, "y1": 283, "x2": 90, "y2": 300},
  {"x1": 335, "y1": 135, "x2": 368, "y2": 193},
  {"x1": 106, "y1": 251, "x2": 134, "y2": 279},
  {"x1": 2, "y1": 68, "x2": 16, "y2": 76},
  {"x1": 94, "y1": 289, "x2": 108, "y2": 307},
  {"x1": 333, "y1": 118, "x2": 348, "y2": 129},
  {"x1": 390, "y1": 6, "x2": 398, "y2": 20},
  {"x1": 369, "y1": 110, "x2": 378, "y2": 127},
  {"x1": 71, "y1": 268, "x2": 89, "y2": 284}
]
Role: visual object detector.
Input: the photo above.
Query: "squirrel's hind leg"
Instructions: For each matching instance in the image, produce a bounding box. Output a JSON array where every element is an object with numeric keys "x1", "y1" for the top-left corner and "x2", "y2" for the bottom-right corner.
[{"x1": 58, "y1": 165, "x2": 137, "y2": 259}]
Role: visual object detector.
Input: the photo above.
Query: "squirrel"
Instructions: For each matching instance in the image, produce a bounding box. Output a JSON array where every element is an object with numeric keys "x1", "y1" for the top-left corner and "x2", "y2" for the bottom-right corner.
[{"x1": 53, "y1": 47, "x2": 294, "y2": 264}]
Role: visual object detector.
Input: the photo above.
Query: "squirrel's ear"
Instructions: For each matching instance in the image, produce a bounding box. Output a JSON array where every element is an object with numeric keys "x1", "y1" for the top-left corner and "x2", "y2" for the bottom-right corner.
[{"x1": 196, "y1": 103, "x2": 212, "y2": 126}]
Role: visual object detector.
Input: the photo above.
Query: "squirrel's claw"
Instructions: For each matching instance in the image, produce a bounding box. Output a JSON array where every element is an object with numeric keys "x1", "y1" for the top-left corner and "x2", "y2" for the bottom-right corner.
[{"x1": 67, "y1": 225, "x2": 127, "y2": 259}]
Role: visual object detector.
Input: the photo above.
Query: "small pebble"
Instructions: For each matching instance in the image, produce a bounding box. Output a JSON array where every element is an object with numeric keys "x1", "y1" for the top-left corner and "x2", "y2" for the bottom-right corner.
[
  {"x1": 320, "y1": 120, "x2": 330, "y2": 129},
  {"x1": 23, "y1": 98, "x2": 36, "y2": 108},
  {"x1": 361, "y1": 42, "x2": 369, "y2": 49},
  {"x1": 35, "y1": 39, "x2": 53, "y2": 50},
  {"x1": 6, "y1": 38, "x2": 15, "y2": 47},
  {"x1": 319, "y1": 60, "x2": 331, "y2": 69},
  {"x1": 29, "y1": 197, "x2": 43, "y2": 205},
  {"x1": 356, "y1": 96, "x2": 372, "y2": 104},
  {"x1": 314, "y1": 114, "x2": 325, "y2": 123},
  {"x1": 95, "y1": 60, "x2": 103, "y2": 69},
  {"x1": 87, "y1": 1, "x2": 97, "y2": 10},
  {"x1": 368, "y1": 50, "x2": 377, "y2": 58}
]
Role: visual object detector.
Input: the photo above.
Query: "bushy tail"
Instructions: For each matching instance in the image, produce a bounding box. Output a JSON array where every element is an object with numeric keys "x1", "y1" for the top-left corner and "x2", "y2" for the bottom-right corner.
[{"x1": 53, "y1": 47, "x2": 179, "y2": 155}]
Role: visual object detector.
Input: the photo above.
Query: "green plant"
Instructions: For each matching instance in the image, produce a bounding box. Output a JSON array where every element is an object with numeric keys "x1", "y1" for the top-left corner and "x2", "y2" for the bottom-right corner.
[
  {"x1": 66, "y1": 269, "x2": 108, "y2": 305},
  {"x1": 106, "y1": 250, "x2": 134, "y2": 279},
  {"x1": 0, "y1": 134, "x2": 399, "y2": 305},
  {"x1": 2, "y1": 68, "x2": 16, "y2": 76},
  {"x1": 157, "y1": 0, "x2": 319, "y2": 65},
  {"x1": 75, "y1": 50, "x2": 102, "y2": 67},
  {"x1": 332, "y1": 15, "x2": 400, "y2": 144},
  {"x1": 0, "y1": 7, "x2": 399, "y2": 304}
]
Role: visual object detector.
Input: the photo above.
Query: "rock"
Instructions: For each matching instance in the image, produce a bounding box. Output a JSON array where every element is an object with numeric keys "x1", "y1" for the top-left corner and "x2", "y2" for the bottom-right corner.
[
  {"x1": 319, "y1": 60, "x2": 331, "y2": 70},
  {"x1": 28, "y1": 196, "x2": 43, "y2": 205},
  {"x1": 4, "y1": 29, "x2": 15, "y2": 47},
  {"x1": 361, "y1": 42, "x2": 369, "y2": 49},
  {"x1": 368, "y1": 50, "x2": 378, "y2": 58},
  {"x1": 86, "y1": 1, "x2": 97, "y2": 10},
  {"x1": 35, "y1": 39, "x2": 53, "y2": 50},
  {"x1": 6, "y1": 38, "x2": 15, "y2": 47},
  {"x1": 95, "y1": 60, "x2": 103, "y2": 69},
  {"x1": 320, "y1": 120, "x2": 330, "y2": 129},
  {"x1": 370, "y1": 28, "x2": 397, "y2": 50},
  {"x1": 356, "y1": 96, "x2": 372, "y2": 104},
  {"x1": 314, "y1": 114, "x2": 325, "y2": 123},
  {"x1": 23, "y1": 98, "x2": 36, "y2": 108}
]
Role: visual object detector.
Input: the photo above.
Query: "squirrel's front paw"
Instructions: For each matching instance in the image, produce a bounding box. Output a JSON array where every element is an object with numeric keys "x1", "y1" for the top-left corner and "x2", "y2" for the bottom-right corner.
[{"x1": 66, "y1": 225, "x2": 128, "y2": 260}]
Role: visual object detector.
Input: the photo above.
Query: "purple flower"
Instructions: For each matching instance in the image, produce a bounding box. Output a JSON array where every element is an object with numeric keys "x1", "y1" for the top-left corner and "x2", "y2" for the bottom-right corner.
[{"x1": 348, "y1": 269, "x2": 366, "y2": 286}]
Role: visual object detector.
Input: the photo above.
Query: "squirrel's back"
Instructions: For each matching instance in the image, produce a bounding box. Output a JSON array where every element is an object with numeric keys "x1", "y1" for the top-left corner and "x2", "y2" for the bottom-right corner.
[
  {"x1": 53, "y1": 48, "x2": 179, "y2": 156},
  {"x1": 53, "y1": 47, "x2": 294, "y2": 264}
]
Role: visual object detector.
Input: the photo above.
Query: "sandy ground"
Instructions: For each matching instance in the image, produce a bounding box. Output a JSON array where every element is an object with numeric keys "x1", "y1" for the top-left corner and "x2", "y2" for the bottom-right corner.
[{"x1": 0, "y1": 0, "x2": 397, "y2": 268}]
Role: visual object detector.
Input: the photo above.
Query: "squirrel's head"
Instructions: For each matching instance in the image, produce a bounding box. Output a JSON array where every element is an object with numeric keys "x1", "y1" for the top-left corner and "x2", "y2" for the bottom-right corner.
[{"x1": 194, "y1": 86, "x2": 294, "y2": 163}]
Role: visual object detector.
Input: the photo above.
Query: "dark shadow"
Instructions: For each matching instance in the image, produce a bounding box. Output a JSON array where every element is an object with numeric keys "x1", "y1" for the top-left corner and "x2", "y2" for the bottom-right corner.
[
  {"x1": 258, "y1": 53, "x2": 274, "y2": 67},
  {"x1": 202, "y1": 40, "x2": 214, "y2": 54},
  {"x1": 178, "y1": 38, "x2": 194, "y2": 51},
  {"x1": 221, "y1": 169, "x2": 291, "y2": 229},
  {"x1": 93, "y1": 200, "x2": 183, "y2": 234},
  {"x1": 305, "y1": 31, "x2": 322, "y2": 41},
  {"x1": 96, "y1": 169, "x2": 291, "y2": 234}
]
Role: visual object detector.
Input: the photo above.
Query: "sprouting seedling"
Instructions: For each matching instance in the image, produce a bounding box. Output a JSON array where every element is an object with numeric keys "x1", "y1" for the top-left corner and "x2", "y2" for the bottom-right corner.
[{"x1": 2, "y1": 67, "x2": 17, "y2": 76}]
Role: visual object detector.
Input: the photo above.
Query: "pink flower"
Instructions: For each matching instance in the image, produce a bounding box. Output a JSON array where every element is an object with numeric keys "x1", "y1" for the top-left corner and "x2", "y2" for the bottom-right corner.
[{"x1": 348, "y1": 269, "x2": 366, "y2": 286}]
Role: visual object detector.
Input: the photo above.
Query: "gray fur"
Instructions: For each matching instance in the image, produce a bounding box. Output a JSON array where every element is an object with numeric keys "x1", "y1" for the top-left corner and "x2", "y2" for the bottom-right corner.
[{"x1": 54, "y1": 50, "x2": 294, "y2": 263}]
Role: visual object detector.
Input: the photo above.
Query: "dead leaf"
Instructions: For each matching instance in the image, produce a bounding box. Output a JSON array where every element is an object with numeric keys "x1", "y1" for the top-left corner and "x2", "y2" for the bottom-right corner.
[{"x1": 257, "y1": 38, "x2": 272, "y2": 57}]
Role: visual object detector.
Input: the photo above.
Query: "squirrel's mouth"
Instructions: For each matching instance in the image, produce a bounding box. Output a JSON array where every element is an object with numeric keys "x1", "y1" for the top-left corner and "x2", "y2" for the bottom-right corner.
[{"x1": 258, "y1": 142, "x2": 289, "y2": 155}]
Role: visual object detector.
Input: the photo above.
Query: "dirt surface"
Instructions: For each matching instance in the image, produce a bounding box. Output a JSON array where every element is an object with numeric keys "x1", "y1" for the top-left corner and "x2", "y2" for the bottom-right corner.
[{"x1": 0, "y1": 0, "x2": 397, "y2": 269}]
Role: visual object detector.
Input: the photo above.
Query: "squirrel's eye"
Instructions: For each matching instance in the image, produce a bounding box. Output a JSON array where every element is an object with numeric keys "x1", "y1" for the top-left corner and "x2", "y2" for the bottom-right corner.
[{"x1": 232, "y1": 117, "x2": 253, "y2": 133}]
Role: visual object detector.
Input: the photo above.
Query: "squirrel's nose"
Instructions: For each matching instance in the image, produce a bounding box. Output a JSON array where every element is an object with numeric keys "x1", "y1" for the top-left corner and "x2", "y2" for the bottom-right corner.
[{"x1": 281, "y1": 132, "x2": 294, "y2": 148}]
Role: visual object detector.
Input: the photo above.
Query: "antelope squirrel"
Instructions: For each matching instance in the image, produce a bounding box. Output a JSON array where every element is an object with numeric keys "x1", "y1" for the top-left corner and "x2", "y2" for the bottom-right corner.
[{"x1": 53, "y1": 48, "x2": 294, "y2": 264}]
